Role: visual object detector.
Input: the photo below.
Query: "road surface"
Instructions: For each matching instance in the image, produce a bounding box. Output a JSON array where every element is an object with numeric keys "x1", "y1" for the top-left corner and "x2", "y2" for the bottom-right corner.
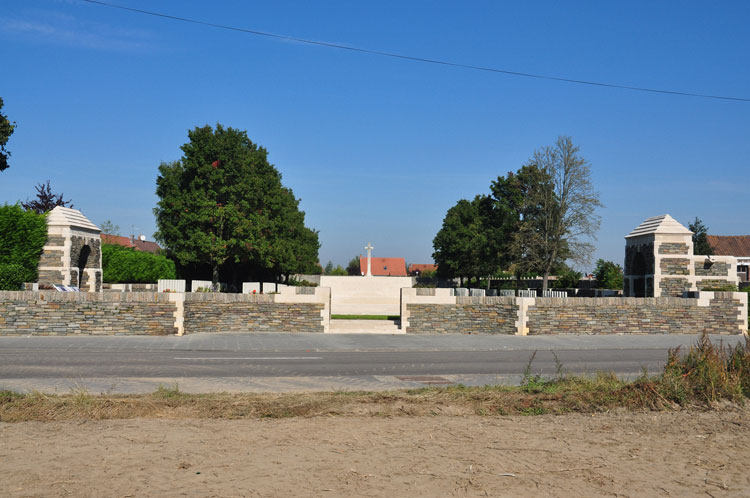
[{"x1": 0, "y1": 333, "x2": 743, "y2": 393}]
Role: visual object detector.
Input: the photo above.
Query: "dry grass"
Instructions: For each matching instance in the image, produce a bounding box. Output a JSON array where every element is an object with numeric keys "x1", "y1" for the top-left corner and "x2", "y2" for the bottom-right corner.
[{"x1": 2, "y1": 334, "x2": 748, "y2": 423}]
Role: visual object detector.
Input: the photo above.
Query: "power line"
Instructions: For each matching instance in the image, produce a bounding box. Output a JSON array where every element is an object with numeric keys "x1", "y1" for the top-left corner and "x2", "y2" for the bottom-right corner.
[{"x1": 81, "y1": 0, "x2": 749, "y2": 103}]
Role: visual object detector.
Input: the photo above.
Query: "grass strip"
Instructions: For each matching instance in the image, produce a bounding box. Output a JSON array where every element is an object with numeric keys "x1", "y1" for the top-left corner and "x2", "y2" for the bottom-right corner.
[{"x1": 1, "y1": 333, "x2": 748, "y2": 422}]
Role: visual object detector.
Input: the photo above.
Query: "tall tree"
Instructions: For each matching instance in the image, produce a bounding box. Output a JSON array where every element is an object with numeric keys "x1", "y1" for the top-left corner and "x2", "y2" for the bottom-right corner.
[
  {"x1": 521, "y1": 137, "x2": 602, "y2": 291},
  {"x1": 22, "y1": 180, "x2": 74, "y2": 214},
  {"x1": 433, "y1": 195, "x2": 494, "y2": 286},
  {"x1": 0, "y1": 97, "x2": 15, "y2": 173},
  {"x1": 154, "y1": 124, "x2": 319, "y2": 289},
  {"x1": 689, "y1": 217, "x2": 713, "y2": 255}
]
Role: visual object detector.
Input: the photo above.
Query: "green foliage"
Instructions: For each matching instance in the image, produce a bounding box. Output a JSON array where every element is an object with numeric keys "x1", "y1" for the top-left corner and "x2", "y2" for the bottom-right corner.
[
  {"x1": 154, "y1": 124, "x2": 319, "y2": 286},
  {"x1": 0, "y1": 204, "x2": 47, "y2": 287},
  {"x1": 553, "y1": 265, "x2": 582, "y2": 289},
  {"x1": 433, "y1": 195, "x2": 496, "y2": 281},
  {"x1": 323, "y1": 261, "x2": 347, "y2": 275},
  {"x1": 0, "y1": 97, "x2": 15, "y2": 173},
  {"x1": 689, "y1": 217, "x2": 713, "y2": 255},
  {"x1": 287, "y1": 278, "x2": 318, "y2": 287},
  {"x1": 0, "y1": 263, "x2": 26, "y2": 290},
  {"x1": 346, "y1": 256, "x2": 360, "y2": 276},
  {"x1": 594, "y1": 259, "x2": 623, "y2": 289},
  {"x1": 101, "y1": 244, "x2": 176, "y2": 283}
]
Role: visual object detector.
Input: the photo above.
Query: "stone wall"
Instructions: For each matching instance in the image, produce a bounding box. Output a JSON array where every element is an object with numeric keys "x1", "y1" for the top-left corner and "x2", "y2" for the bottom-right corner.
[
  {"x1": 526, "y1": 294, "x2": 744, "y2": 335},
  {"x1": 406, "y1": 297, "x2": 519, "y2": 334},
  {"x1": 659, "y1": 243, "x2": 689, "y2": 255},
  {"x1": 183, "y1": 293, "x2": 326, "y2": 333},
  {"x1": 659, "y1": 277, "x2": 690, "y2": 297},
  {"x1": 0, "y1": 291, "x2": 177, "y2": 336},
  {"x1": 401, "y1": 289, "x2": 747, "y2": 335},
  {"x1": 694, "y1": 261, "x2": 731, "y2": 277},
  {"x1": 660, "y1": 258, "x2": 690, "y2": 275}
]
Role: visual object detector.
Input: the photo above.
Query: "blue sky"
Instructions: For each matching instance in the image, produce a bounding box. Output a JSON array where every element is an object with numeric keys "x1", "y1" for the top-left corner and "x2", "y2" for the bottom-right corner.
[{"x1": 1, "y1": 0, "x2": 748, "y2": 271}]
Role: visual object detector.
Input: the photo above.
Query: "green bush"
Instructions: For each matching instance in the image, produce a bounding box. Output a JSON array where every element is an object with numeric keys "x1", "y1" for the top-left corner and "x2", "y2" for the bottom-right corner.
[
  {"x1": 594, "y1": 259, "x2": 623, "y2": 290},
  {"x1": 102, "y1": 244, "x2": 176, "y2": 283},
  {"x1": 553, "y1": 266, "x2": 582, "y2": 289},
  {"x1": 0, "y1": 204, "x2": 47, "y2": 287},
  {"x1": 0, "y1": 263, "x2": 26, "y2": 290}
]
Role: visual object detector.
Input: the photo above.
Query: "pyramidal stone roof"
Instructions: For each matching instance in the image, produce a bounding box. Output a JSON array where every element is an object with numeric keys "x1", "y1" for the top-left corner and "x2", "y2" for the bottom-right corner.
[
  {"x1": 626, "y1": 214, "x2": 693, "y2": 238},
  {"x1": 47, "y1": 206, "x2": 100, "y2": 232}
]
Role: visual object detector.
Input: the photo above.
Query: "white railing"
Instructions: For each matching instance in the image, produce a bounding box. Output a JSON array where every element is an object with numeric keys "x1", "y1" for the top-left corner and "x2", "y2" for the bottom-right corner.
[
  {"x1": 518, "y1": 289, "x2": 536, "y2": 297},
  {"x1": 542, "y1": 290, "x2": 567, "y2": 298}
]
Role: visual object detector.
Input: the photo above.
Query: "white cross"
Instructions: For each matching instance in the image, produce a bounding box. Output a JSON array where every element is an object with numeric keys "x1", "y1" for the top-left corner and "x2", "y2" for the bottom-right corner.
[{"x1": 364, "y1": 242, "x2": 374, "y2": 276}]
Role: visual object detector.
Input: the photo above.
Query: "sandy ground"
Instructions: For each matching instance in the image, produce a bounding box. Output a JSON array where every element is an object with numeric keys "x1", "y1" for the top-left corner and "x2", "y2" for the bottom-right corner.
[{"x1": 1, "y1": 409, "x2": 748, "y2": 497}]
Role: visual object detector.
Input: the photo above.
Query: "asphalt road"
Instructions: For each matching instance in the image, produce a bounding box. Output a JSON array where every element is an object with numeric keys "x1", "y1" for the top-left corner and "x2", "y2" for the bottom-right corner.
[{"x1": 0, "y1": 333, "x2": 743, "y2": 394}]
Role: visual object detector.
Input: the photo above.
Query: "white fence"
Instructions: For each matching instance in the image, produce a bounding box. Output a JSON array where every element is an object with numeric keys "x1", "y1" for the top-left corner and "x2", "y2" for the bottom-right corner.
[{"x1": 542, "y1": 290, "x2": 568, "y2": 298}]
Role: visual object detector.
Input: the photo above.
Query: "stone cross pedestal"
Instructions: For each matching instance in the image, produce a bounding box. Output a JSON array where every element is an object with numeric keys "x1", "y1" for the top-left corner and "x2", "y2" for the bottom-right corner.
[{"x1": 364, "y1": 242, "x2": 374, "y2": 277}]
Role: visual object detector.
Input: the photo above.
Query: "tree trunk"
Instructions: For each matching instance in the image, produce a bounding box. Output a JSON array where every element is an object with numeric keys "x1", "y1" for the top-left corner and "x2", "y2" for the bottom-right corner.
[{"x1": 212, "y1": 263, "x2": 220, "y2": 292}]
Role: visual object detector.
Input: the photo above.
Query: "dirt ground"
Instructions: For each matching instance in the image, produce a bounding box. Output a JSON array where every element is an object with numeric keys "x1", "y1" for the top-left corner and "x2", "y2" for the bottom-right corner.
[{"x1": 1, "y1": 408, "x2": 748, "y2": 497}]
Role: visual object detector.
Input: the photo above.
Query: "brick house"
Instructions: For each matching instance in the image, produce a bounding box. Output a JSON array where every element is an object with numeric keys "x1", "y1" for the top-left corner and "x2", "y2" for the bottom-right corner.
[
  {"x1": 707, "y1": 235, "x2": 750, "y2": 282},
  {"x1": 358, "y1": 256, "x2": 407, "y2": 276},
  {"x1": 101, "y1": 234, "x2": 161, "y2": 254}
]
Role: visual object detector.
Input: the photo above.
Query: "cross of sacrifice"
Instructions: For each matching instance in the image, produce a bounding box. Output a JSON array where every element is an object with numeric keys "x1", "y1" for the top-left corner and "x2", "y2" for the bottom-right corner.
[{"x1": 364, "y1": 242, "x2": 374, "y2": 276}]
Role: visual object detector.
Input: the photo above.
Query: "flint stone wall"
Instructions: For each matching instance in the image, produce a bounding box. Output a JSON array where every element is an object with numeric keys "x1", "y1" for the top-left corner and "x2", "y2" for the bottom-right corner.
[
  {"x1": 183, "y1": 293, "x2": 325, "y2": 333},
  {"x1": 406, "y1": 297, "x2": 519, "y2": 334},
  {"x1": 0, "y1": 291, "x2": 176, "y2": 336},
  {"x1": 526, "y1": 294, "x2": 744, "y2": 335}
]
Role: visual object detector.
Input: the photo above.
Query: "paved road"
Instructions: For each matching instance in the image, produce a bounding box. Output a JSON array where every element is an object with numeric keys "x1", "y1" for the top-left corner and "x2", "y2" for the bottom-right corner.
[{"x1": 0, "y1": 333, "x2": 743, "y2": 394}]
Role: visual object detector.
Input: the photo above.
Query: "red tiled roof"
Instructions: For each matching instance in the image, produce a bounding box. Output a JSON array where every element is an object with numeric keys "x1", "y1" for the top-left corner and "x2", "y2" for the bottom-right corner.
[
  {"x1": 359, "y1": 256, "x2": 407, "y2": 276},
  {"x1": 408, "y1": 263, "x2": 437, "y2": 276},
  {"x1": 707, "y1": 235, "x2": 750, "y2": 257},
  {"x1": 101, "y1": 234, "x2": 161, "y2": 254}
]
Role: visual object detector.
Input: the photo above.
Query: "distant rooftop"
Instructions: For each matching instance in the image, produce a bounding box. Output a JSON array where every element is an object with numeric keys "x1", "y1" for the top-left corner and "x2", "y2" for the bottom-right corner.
[
  {"x1": 707, "y1": 235, "x2": 750, "y2": 258},
  {"x1": 626, "y1": 214, "x2": 693, "y2": 238},
  {"x1": 46, "y1": 206, "x2": 100, "y2": 232},
  {"x1": 359, "y1": 256, "x2": 407, "y2": 277}
]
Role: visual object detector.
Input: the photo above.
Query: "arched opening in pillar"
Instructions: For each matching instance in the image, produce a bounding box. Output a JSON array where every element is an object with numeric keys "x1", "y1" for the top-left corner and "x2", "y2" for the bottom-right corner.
[{"x1": 77, "y1": 244, "x2": 91, "y2": 289}]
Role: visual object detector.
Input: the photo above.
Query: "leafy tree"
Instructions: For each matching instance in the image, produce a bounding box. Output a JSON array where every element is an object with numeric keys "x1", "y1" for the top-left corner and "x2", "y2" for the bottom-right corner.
[
  {"x1": 689, "y1": 217, "x2": 713, "y2": 255},
  {"x1": 346, "y1": 255, "x2": 361, "y2": 276},
  {"x1": 99, "y1": 220, "x2": 120, "y2": 235},
  {"x1": 433, "y1": 195, "x2": 495, "y2": 286},
  {"x1": 0, "y1": 97, "x2": 15, "y2": 173},
  {"x1": 519, "y1": 137, "x2": 602, "y2": 291},
  {"x1": 552, "y1": 265, "x2": 582, "y2": 289},
  {"x1": 0, "y1": 204, "x2": 47, "y2": 288},
  {"x1": 22, "y1": 180, "x2": 74, "y2": 214},
  {"x1": 154, "y1": 124, "x2": 319, "y2": 290},
  {"x1": 101, "y1": 244, "x2": 176, "y2": 283},
  {"x1": 324, "y1": 261, "x2": 334, "y2": 275},
  {"x1": 489, "y1": 164, "x2": 549, "y2": 285},
  {"x1": 594, "y1": 259, "x2": 624, "y2": 290}
]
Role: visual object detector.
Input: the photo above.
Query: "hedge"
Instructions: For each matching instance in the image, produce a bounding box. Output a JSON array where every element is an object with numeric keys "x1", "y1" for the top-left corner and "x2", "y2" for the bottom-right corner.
[
  {"x1": 102, "y1": 244, "x2": 176, "y2": 283},
  {"x1": 0, "y1": 204, "x2": 47, "y2": 289}
]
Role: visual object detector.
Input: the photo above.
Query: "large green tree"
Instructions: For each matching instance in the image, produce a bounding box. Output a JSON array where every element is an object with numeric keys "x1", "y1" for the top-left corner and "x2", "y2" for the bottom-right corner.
[
  {"x1": 0, "y1": 97, "x2": 15, "y2": 173},
  {"x1": 154, "y1": 124, "x2": 319, "y2": 289},
  {"x1": 593, "y1": 259, "x2": 624, "y2": 290},
  {"x1": 433, "y1": 195, "x2": 495, "y2": 286}
]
